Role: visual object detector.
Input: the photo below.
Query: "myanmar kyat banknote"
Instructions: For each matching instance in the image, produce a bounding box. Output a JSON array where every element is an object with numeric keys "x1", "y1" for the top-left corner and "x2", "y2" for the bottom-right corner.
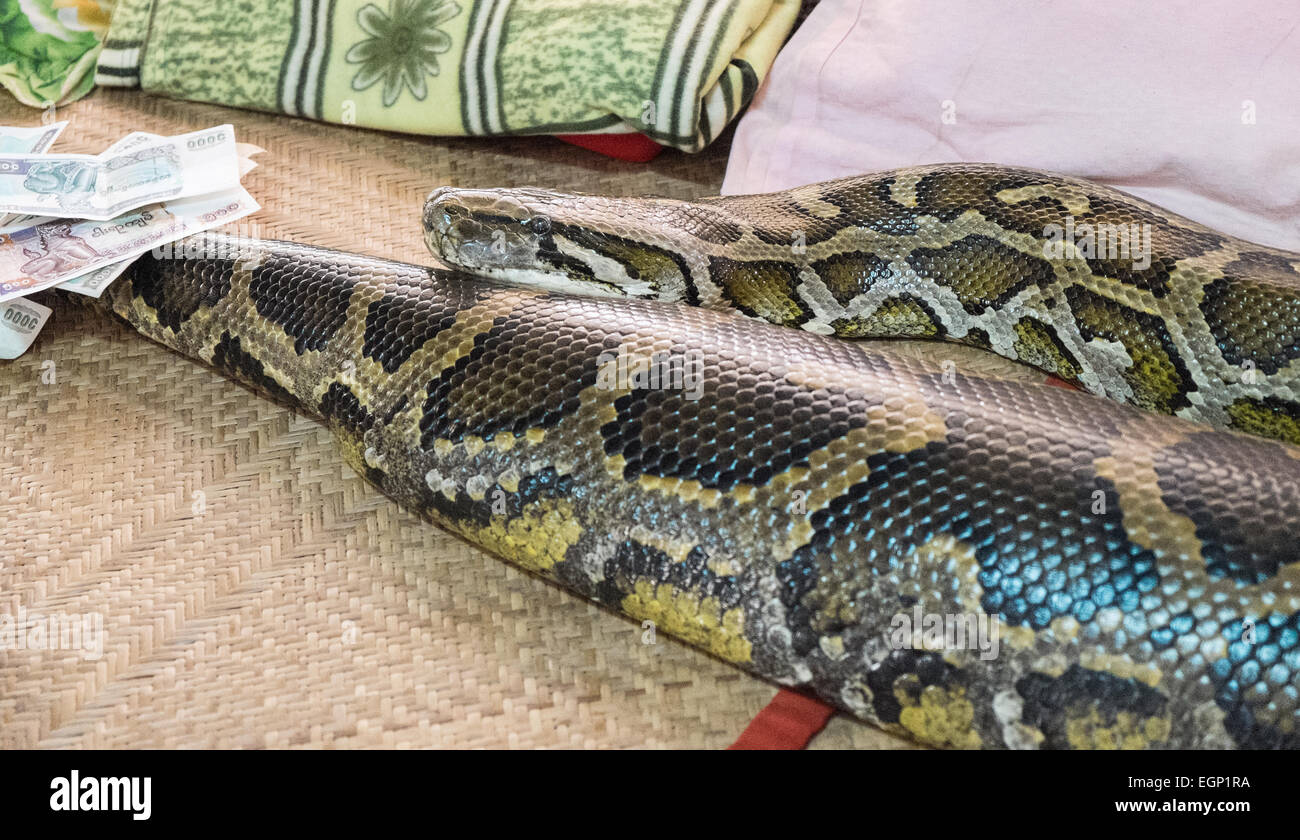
[
  {"x1": 0, "y1": 122, "x2": 67, "y2": 156},
  {"x1": 0, "y1": 296, "x2": 52, "y2": 359},
  {"x1": 0, "y1": 125, "x2": 241, "y2": 221},
  {"x1": 0, "y1": 121, "x2": 69, "y2": 230},
  {"x1": 56, "y1": 259, "x2": 136, "y2": 299},
  {"x1": 0, "y1": 185, "x2": 260, "y2": 304},
  {"x1": 55, "y1": 131, "x2": 265, "y2": 300}
]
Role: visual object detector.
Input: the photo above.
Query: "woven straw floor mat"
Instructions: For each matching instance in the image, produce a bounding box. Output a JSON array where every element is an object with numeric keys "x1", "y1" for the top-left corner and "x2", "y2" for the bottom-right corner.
[{"x1": 0, "y1": 90, "x2": 922, "y2": 749}]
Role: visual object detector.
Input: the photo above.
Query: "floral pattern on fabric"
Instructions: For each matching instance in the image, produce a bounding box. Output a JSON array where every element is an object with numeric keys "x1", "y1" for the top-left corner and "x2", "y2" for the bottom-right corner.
[{"x1": 345, "y1": 0, "x2": 461, "y2": 107}]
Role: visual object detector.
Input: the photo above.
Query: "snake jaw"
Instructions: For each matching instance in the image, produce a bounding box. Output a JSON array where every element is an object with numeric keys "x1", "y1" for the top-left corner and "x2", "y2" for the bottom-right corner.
[
  {"x1": 424, "y1": 185, "x2": 632, "y2": 296},
  {"x1": 423, "y1": 185, "x2": 585, "y2": 291},
  {"x1": 422, "y1": 186, "x2": 458, "y2": 259},
  {"x1": 424, "y1": 186, "x2": 534, "y2": 270},
  {"x1": 424, "y1": 186, "x2": 697, "y2": 301}
]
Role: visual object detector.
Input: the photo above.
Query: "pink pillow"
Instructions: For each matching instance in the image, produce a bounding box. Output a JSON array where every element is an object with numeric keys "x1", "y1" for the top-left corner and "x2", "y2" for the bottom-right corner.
[{"x1": 723, "y1": 0, "x2": 1300, "y2": 251}]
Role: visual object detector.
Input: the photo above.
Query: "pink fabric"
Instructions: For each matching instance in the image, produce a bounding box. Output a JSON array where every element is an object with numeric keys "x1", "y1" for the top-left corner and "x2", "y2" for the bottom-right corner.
[{"x1": 723, "y1": 0, "x2": 1300, "y2": 251}]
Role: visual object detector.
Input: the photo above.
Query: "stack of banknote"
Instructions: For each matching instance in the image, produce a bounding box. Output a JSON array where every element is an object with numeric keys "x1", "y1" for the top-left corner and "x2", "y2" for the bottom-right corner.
[{"x1": 0, "y1": 122, "x2": 262, "y2": 358}]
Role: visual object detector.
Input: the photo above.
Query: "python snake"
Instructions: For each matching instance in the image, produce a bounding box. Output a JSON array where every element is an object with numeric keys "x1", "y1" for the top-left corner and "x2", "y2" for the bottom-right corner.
[
  {"x1": 52, "y1": 163, "x2": 1300, "y2": 749},
  {"x1": 426, "y1": 163, "x2": 1300, "y2": 445}
]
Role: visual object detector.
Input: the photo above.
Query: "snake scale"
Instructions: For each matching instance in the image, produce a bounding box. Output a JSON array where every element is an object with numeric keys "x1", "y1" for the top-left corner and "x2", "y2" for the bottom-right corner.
[{"x1": 66, "y1": 162, "x2": 1299, "y2": 749}]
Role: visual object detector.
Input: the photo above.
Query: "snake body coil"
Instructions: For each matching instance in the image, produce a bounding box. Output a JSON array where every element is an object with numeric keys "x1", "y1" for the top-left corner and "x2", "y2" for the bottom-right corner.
[
  {"x1": 425, "y1": 163, "x2": 1300, "y2": 444},
  {"x1": 86, "y1": 224, "x2": 1300, "y2": 749}
]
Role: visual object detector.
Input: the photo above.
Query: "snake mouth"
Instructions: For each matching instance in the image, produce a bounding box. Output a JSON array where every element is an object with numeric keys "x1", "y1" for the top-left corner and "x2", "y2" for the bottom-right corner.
[
  {"x1": 423, "y1": 186, "x2": 631, "y2": 297},
  {"x1": 424, "y1": 187, "x2": 498, "y2": 268},
  {"x1": 423, "y1": 186, "x2": 556, "y2": 275},
  {"x1": 423, "y1": 185, "x2": 674, "y2": 300}
]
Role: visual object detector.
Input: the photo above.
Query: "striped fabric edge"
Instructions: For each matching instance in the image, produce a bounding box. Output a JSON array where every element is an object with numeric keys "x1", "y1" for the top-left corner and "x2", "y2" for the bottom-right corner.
[
  {"x1": 459, "y1": 0, "x2": 751, "y2": 150},
  {"x1": 556, "y1": 122, "x2": 642, "y2": 136},
  {"x1": 95, "y1": 39, "x2": 144, "y2": 88},
  {"x1": 278, "y1": 0, "x2": 338, "y2": 120},
  {"x1": 694, "y1": 58, "x2": 758, "y2": 151},
  {"x1": 645, "y1": 1, "x2": 753, "y2": 152},
  {"x1": 460, "y1": 0, "x2": 512, "y2": 136},
  {"x1": 93, "y1": 0, "x2": 160, "y2": 88}
]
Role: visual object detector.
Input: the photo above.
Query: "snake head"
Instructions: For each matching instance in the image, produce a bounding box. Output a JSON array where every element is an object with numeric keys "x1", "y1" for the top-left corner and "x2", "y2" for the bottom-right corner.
[
  {"x1": 424, "y1": 186, "x2": 555, "y2": 278},
  {"x1": 423, "y1": 185, "x2": 696, "y2": 301}
]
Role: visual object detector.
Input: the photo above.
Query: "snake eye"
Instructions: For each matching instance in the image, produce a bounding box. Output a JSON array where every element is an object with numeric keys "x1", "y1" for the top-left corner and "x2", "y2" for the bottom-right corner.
[{"x1": 528, "y1": 215, "x2": 552, "y2": 236}]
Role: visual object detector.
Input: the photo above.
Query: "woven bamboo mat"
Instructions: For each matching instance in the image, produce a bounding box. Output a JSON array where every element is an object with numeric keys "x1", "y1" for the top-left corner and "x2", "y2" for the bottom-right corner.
[{"x1": 0, "y1": 89, "x2": 926, "y2": 749}]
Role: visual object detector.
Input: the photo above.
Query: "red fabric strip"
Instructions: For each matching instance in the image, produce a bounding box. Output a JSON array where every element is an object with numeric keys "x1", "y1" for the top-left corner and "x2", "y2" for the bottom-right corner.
[
  {"x1": 728, "y1": 689, "x2": 836, "y2": 750},
  {"x1": 555, "y1": 132, "x2": 665, "y2": 162},
  {"x1": 1043, "y1": 375, "x2": 1080, "y2": 390}
]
